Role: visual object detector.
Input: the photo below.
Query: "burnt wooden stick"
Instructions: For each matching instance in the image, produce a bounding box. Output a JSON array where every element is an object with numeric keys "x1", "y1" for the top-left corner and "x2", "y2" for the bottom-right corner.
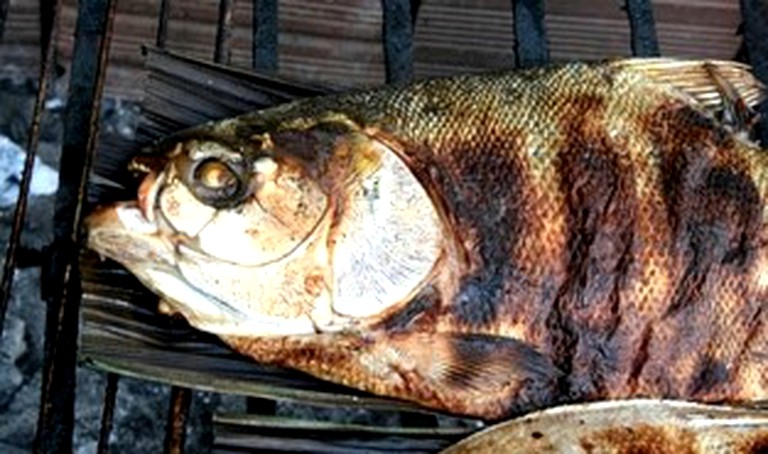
[
  {"x1": 382, "y1": 0, "x2": 414, "y2": 84},
  {"x1": 252, "y1": 0, "x2": 278, "y2": 72},
  {"x1": 214, "y1": 0, "x2": 235, "y2": 64},
  {"x1": 155, "y1": 0, "x2": 171, "y2": 48},
  {"x1": 512, "y1": 0, "x2": 549, "y2": 68},
  {"x1": 624, "y1": 0, "x2": 660, "y2": 57},
  {"x1": 35, "y1": 0, "x2": 118, "y2": 451}
]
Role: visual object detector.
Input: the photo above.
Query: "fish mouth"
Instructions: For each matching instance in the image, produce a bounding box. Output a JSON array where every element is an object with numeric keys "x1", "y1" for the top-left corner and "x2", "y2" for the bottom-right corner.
[
  {"x1": 86, "y1": 202, "x2": 319, "y2": 335},
  {"x1": 85, "y1": 177, "x2": 324, "y2": 337}
]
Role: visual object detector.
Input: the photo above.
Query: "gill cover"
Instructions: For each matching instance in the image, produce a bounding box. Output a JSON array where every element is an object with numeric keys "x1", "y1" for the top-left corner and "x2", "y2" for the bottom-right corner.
[
  {"x1": 152, "y1": 121, "x2": 444, "y2": 330},
  {"x1": 323, "y1": 130, "x2": 443, "y2": 318}
]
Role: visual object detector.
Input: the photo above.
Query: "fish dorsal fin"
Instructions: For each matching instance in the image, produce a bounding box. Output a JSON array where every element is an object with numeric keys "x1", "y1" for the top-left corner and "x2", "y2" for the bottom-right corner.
[{"x1": 611, "y1": 58, "x2": 765, "y2": 132}]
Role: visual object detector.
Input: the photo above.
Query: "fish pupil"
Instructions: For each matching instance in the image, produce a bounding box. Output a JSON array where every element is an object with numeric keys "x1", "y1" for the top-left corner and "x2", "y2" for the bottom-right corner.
[
  {"x1": 190, "y1": 158, "x2": 245, "y2": 207},
  {"x1": 196, "y1": 160, "x2": 236, "y2": 189}
]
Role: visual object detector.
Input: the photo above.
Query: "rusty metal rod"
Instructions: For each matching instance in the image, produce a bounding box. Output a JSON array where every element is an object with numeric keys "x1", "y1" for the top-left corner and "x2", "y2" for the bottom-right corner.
[
  {"x1": 410, "y1": 0, "x2": 421, "y2": 26},
  {"x1": 624, "y1": 0, "x2": 660, "y2": 57},
  {"x1": 0, "y1": 0, "x2": 61, "y2": 337},
  {"x1": 97, "y1": 374, "x2": 120, "y2": 454},
  {"x1": 164, "y1": 387, "x2": 192, "y2": 454},
  {"x1": 251, "y1": 0, "x2": 277, "y2": 72},
  {"x1": 40, "y1": 0, "x2": 58, "y2": 65},
  {"x1": 381, "y1": 0, "x2": 414, "y2": 84},
  {"x1": 0, "y1": 0, "x2": 9, "y2": 41},
  {"x1": 214, "y1": 0, "x2": 235, "y2": 64},
  {"x1": 512, "y1": 0, "x2": 549, "y2": 68},
  {"x1": 156, "y1": 0, "x2": 171, "y2": 48},
  {"x1": 35, "y1": 0, "x2": 118, "y2": 451}
]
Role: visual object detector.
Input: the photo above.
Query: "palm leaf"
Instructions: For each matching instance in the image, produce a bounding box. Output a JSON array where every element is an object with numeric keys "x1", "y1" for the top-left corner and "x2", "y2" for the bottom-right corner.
[{"x1": 212, "y1": 413, "x2": 474, "y2": 453}]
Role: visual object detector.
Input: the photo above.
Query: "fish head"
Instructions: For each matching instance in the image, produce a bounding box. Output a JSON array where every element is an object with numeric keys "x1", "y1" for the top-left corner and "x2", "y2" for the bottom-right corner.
[{"x1": 85, "y1": 113, "x2": 445, "y2": 337}]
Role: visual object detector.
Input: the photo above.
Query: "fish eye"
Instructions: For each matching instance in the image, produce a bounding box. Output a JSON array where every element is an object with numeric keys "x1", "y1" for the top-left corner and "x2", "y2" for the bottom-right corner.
[
  {"x1": 196, "y1": 159, "x2": 238, "y2": 192},
  {"x1": 189, "y1": 158, "x2": 246, "y2": 208}
]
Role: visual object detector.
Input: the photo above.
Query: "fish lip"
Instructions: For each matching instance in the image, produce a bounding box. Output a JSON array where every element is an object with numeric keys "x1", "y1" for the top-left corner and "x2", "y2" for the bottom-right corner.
[{"x1": 137, "y1": 170, "x2": 164, "y2": 223}]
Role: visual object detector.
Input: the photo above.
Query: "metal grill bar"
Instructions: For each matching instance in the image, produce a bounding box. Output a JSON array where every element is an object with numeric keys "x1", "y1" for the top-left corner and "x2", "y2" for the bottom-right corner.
[
  {"x1": 624, "y1": 0, "x2": 660, "y2": 57},
  {"x1": 97, "y1": 374, "x2": 120, "y2": 454},
  {"x1": 156, "y1": 0, "x2": 171, "y2": 48},
  {"x1": 252, "y1": 0, "x2": 277, "y2": 72},
  {"x1": 381, "y1": 0, "x2": 415, "y2": 84},
  {"x1": 164, "y1": 387, "x2": 192, "y2": 454},
  {"x1": 214, "y1": 0, "x2": 235, "y2": 64},
  {"x1": 0, "y1": 0, "x2": 8, "y2": 40},
  {"x1": 512, "y1": 0, "x2": 549, "y2": 68},
  {"x1": 40, "y1": 0, "x2": 58, "y2": 64},
  {"x1": 35, "y1": 0, "x2": 118, "y2": 451},
  {"x1": 0, "y1": 0, "x2": 61, "y2": 337}
]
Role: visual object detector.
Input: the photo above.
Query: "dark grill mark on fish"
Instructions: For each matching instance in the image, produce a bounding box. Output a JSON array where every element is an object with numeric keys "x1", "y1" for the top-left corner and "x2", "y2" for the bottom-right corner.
[
  {"x1": 647, "y1": 103, "x2": 761, "y2": 318},
  {"x1": 374, "y1": 285, "x2": 439, "y2": 331},
  {"x1": 704, "y1": 167, "x2": 761, "y2": 266},
  {"x1": 417, "y1": 126, "x2": 529, "y2": 328},
  {"x1": 548, "y1": 95, "x2": 636, "y2": 400},
  {"x1": 734, "y1": 305, "x2": 765, "y2": 376},
  {"x1": 628, "y1": 325, "x2": 653, "y2": 392},
  {"x1": 664, "y1": 165, "x2": 760, "y2": 317},
  {"x1": 741, "y1": 434, "x2": 768, "y2": 454},
  {"x1": 688, "y1": 355, "x2": 729, "y2": 396},
  {"x1": 652, "y1": 104, "x2": 734, "y2": 236},
  {"x1": 270, "y1": 122, "x2": 356, "y2": 164},
  {"x1": 453, "y1": 274, "x2": 506, "y2": 327}
]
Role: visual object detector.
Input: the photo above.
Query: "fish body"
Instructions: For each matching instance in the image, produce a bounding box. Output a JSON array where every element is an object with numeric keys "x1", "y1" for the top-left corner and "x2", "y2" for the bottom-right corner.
[{"x1": 87, "y1": 59, "x2": 768, "y2": 421}]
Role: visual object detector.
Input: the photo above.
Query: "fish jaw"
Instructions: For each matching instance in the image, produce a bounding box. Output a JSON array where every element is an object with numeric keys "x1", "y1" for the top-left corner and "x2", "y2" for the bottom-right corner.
[{"x1": 84, "y1": 202, "x2": 325, "y2": 337}]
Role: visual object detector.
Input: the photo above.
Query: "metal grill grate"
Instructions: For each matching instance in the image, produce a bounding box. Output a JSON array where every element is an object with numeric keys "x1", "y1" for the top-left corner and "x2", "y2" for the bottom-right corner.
[{"x1": 0, "y1": 0, "x2": 763, "y2": 452}]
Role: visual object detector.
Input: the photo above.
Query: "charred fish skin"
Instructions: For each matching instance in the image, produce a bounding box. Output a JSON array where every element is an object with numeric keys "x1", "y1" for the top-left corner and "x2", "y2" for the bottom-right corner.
[
  {"x1": 88, "y1": 60, "x2": 768, "y2": 419},
  {"x1": 218, "y1": 61, "x2": 768, "y2": 417}
]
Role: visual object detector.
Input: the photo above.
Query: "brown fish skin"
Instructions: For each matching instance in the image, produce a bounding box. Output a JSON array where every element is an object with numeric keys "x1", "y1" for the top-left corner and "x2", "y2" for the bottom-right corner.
[
  {"x1": 90, "y1": 60, "x2": 768, "y2": 419},
  {"x1": 217, "y1": 61, "x2": 768, "y2": 417}
]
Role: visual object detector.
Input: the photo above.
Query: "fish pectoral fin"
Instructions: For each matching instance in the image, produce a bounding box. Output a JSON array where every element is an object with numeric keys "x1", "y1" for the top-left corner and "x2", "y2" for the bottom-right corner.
[
  {"x1": 611, "y1": 58, "x2": 764, "y2": 132},
  {"x1": 225, "y1": 331, "x2": 561, "y2": 419},
  {"x1": 385, "y1": 331, "x2": 559, "y2": 391},
  {"x1": 382, "y1": 332, "x2": 561, "y2": 418}
]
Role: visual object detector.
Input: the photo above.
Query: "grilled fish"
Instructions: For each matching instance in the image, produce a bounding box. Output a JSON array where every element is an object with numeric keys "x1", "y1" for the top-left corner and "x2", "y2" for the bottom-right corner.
[{"x1": 86, "y1": 59, "x2": 768, "y2": 422}]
